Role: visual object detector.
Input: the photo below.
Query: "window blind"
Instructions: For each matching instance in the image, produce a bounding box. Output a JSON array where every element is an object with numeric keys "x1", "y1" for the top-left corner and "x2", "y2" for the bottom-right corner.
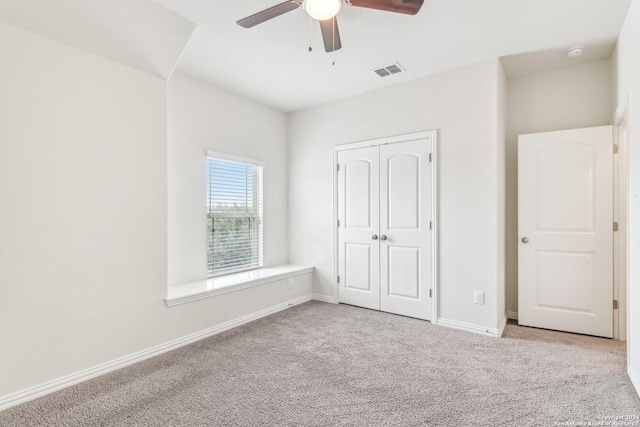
[{"x1": 206, "y1": 157, "x2": 263, "y2": 276}]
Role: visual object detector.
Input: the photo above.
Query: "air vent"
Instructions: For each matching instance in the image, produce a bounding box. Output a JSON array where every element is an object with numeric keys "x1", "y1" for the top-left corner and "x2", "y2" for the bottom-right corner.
[{"x1": 373, "y1": 62, "x2": 405, "y2": 77}]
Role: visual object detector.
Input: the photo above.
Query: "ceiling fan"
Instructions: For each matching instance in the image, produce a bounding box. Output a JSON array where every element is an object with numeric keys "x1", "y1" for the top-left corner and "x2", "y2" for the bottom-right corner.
[{"x1": 237, "y1": 0, "x2": 424, "y2": 53}]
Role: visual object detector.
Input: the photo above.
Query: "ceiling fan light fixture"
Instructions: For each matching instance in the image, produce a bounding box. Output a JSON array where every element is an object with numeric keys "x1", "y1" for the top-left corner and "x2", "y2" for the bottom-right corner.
[{"x1": 302, "y1": 0, "x2": 342, "y2": 21}]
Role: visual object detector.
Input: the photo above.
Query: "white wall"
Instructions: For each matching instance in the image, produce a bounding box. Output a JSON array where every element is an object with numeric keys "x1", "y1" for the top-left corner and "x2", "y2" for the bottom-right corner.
[
  {"x1": 0, "y1": 22, "x2": 309, "y2": 400},
  {"x1": 288, "y1": 60, "x2": 506, "y2": 331},
  {"x1": 168, "y1": 73, "x2": 289, "y2": 285},
  {"x1": 613, "y1": 0, "x2": 640, "y2": 395},
  {"x1": 505, "y1": 59, "x2": 613, "y2": 316}
]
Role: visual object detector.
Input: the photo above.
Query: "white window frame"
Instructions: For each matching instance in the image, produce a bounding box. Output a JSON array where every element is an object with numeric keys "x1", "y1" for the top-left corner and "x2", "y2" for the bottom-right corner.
[{"x1": 206, "y1": 151, "x2": 265, "y2": 278}]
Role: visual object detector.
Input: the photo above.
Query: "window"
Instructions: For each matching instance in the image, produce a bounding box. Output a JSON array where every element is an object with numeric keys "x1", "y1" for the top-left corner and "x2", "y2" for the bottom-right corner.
[{"x1": 206, "y1": 152, "x2": 264, "y2": 277}]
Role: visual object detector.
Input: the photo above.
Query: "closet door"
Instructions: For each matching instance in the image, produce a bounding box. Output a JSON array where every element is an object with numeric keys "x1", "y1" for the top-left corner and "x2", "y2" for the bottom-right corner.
[
  {"x1": 337, "y1": 146, "x2": 380, "y2": 310},
  {"x1": 379, "y1": 139, "x2": 432, "y2": 320}
]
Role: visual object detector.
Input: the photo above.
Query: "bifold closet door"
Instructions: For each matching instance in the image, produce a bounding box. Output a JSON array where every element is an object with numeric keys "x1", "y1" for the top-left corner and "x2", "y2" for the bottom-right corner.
[
  {"x1": 337, "y1": 139, "x2": 432, "y2": 320},
  {"x1": 380, "y1": 140, "x2": 432, "y2": 320},
  {"x1": 337, "y1": 146, "x2": 380, "y2": 310}
]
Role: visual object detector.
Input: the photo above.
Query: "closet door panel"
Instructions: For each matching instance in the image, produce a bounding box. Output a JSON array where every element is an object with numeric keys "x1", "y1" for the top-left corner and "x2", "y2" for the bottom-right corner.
[
  {"x1": 337, "y1": 146, "x2": 380, "y2": 310},
  {"x1": 380, "y1": 139, "x2": 432, "y2": 320}
]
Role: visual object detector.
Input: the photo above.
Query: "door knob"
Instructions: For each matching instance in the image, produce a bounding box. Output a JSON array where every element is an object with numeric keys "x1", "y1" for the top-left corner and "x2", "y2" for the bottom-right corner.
[
  {"x1": 380, "y1": 235, "x2": 388, "y2": 241},
  {"x1": 521, "y1": 237, "x2": 529, "y2": 243},
  {"x1": 372, "y1": 234, "x2": 379, "y2": 240}
]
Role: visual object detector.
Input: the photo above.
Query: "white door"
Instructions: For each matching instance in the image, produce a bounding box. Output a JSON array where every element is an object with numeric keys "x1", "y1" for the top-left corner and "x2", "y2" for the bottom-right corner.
[
  {"x1": 518, "y1": 126, "x2": 613, "y2": 338},
  {"x1": 337, "y1": 139, "x2": 433, "y2": 320},
  {"x1": 337, "y1": 146, "x2": 380, "y2": 310},
  {"x1": 380, "y1": 140, "x2": 432, "y2": 320}
]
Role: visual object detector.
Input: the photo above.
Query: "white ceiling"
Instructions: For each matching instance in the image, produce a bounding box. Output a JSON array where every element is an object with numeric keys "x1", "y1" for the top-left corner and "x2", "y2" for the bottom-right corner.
[
  {"x1": 156, "y1": 0, "x2": 631, "y2": 111},
  {"x1": 0, "y1": 0, "x2": 196, "y2": 79},
  {"x1": 501, "y1": 41, "x2": 617, "y2": 78},
  {"x1": 0, "y1": 0, "x2": 631, "y2": 111}
]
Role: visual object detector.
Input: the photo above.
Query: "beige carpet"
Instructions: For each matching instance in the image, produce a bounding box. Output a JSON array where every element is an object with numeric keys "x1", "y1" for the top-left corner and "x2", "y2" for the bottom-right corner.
[{"x1": 1, "y1": 301, "x2": 639, "y2": 426}]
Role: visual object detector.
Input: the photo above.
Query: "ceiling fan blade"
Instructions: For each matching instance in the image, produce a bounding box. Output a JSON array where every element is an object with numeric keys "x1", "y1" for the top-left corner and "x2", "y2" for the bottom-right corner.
[
  {"x1": 350, "y1": 0, "x2": 424, "y2": 15},
  {"x1": 319, "y1": 18, "x2": 342, "y2": 52},
  {"x1": 237, "y1": 1, "x2": 299, "y2": 28}
]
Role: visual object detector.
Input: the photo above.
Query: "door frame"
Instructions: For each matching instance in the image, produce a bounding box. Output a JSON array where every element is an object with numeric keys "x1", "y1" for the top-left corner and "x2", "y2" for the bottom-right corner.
[
  {"x1": 613, "y1": 102, "x2": 629, "y2": 341},
  {"x1": 332, "y1": 130, "x2": 439, "y2": 322}
]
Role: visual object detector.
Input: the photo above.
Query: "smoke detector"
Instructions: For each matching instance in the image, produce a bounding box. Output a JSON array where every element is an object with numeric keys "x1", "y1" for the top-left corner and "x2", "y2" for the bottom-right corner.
[{"x1": 566, "y1": 46, "x2": 584, "y2": 58}]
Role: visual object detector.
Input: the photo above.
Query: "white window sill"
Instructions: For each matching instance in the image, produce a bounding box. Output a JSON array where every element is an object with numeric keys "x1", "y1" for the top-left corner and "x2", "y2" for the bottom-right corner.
[{"x1": 165, "y1": 265, "x2": 314, "y2": 307}]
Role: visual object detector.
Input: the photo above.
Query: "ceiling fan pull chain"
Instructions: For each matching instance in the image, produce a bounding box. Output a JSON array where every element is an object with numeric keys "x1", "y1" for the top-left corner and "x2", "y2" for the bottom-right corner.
[
  {"x1": 332, "y1": 17, "x2": 336, "y2": 65},
  {"x1": 308, "y1": 15, "x2": 313, "y2": 52}
]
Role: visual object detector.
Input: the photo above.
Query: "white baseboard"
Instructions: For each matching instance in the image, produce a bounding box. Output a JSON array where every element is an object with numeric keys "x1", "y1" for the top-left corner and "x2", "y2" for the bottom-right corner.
[
  {"x1": 629, "y1": 365, "x2": 640, "y2": 399},
  {"x1": 0, "y1": 294, "x2": 313, "y2": 412},
  {"x1": 437, "y1": 317, "x2": 504, "y2": 338},
  {"x1": 312, "y1": 294, "x2": 337, "y2": 304},
  {"x1": 507, "y1": 311, "x2": 518, "y2": 320}
]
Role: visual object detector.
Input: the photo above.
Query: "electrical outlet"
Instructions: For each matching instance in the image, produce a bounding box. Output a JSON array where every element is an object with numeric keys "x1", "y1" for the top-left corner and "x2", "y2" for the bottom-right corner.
[
  {"x1": 474, "y1": 291, "x2": 485, "y2": 305},
  {"x1": 287, "y1": 278, "x2": 294, "y2": 289}
]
